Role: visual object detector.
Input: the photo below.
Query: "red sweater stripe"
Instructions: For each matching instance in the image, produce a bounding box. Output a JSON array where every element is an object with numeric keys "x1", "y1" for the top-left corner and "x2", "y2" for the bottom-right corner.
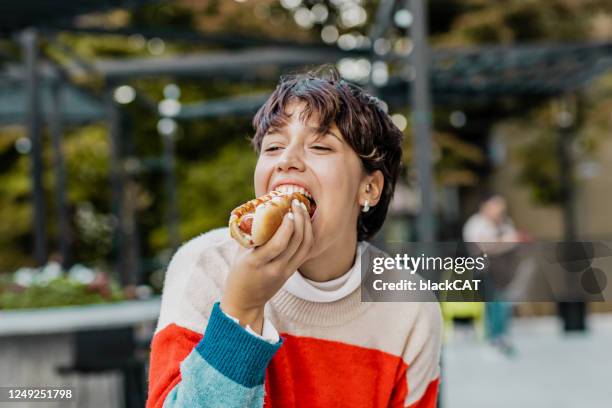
[
  {"x1": 408, "y1": 378, "x2": 440, "y2": 408},
  {"x1": 148, "y1": 325, "x2": 438, "y2": 408},
  {"x1": 265, "y1": 333, "x2": 409, "y2": 407}
]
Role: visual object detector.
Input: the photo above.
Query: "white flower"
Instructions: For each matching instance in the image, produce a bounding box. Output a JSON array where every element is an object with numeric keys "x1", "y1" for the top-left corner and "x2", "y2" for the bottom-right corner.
[
  {"x1": 34, "y1": 261, "x2": 63, "y2": 285},
  {"x1": 68, "y1": 264, "x2": 96, "y2": 284},
  {"x1": 14, "y1": 267, "x2": 37, "y2": 287}
]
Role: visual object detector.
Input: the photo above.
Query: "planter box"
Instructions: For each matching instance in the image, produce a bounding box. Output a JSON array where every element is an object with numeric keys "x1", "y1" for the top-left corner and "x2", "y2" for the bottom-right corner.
[{"x1": 0, "y1": 298, "x2": 161, "y2": 408}]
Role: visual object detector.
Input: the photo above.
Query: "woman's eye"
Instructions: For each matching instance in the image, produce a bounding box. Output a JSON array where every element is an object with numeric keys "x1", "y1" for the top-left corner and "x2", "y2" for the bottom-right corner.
[
  {"x1": 312, "y1": 145, "x2": 332, "y2": 151},
  {"x1": 264, "y1": 146, "x2": 282, "y2": 152}
]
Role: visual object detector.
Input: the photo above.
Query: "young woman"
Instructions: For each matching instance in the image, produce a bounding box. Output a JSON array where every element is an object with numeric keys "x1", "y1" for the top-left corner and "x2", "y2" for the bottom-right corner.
[{"x1": 147, "y1": 70, "x2": 442, "y2": 408}]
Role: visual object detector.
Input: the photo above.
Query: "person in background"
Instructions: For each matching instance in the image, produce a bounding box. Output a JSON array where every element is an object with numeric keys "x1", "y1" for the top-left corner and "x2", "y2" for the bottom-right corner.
[{"x1": 463, "y1": 193, "x2": 518, "y2": 356}]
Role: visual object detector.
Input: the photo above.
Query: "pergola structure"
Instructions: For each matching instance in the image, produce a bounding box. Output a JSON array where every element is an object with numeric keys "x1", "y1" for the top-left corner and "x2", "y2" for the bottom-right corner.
[{"x1": 3, "y1": 0, "x2": 611, "y2": 330}]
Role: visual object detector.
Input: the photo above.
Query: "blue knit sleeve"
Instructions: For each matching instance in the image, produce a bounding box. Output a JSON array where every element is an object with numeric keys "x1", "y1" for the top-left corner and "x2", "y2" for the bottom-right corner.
[{"x1": 162, "y1": 303, "x2": 282, "y2": 408}]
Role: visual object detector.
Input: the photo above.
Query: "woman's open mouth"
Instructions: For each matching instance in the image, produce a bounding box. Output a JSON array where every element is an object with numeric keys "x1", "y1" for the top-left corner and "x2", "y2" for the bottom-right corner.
[{"x1": 273, "y1": 184, "x2": 317, "y2": 219}]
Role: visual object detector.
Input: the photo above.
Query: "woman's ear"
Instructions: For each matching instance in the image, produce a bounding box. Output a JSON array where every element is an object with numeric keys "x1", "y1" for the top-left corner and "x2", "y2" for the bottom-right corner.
[{"x1": 360, "y1": 170, "x2": 385, "y2": 207}]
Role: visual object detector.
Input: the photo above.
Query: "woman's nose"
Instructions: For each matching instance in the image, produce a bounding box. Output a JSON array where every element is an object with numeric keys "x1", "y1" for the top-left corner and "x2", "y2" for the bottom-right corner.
[{"x1": 276, "y1": 145, "x2": 305, "y2": 172}]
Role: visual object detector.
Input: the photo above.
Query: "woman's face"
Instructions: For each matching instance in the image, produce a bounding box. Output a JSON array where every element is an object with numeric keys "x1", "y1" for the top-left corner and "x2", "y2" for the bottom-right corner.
[{"x1": 254, "y1": 101, "x2": 366, "y2": 259}]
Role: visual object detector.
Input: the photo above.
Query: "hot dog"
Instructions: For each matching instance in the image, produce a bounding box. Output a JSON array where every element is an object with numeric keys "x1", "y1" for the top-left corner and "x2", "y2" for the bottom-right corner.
[{"x1": 229, "y1": 191, "x2": 315, "y2": 248}]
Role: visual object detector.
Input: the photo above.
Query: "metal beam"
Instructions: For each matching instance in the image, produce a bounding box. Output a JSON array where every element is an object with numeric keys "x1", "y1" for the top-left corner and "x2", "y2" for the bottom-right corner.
[
  {"x1": 1, "y1": 0, "x2": 158, "y2": 32},
  {"x1": 554, "y1": 94, "x2": 586, "y2": 332},
  {"x1": 106, "y1": 86, "x2": 128, "y2": 283},
  {"x1": 176, "y1": 93, "x2": 270, "y2": 120},
  {"x1": 93, "y1": 47, "x2": 368, "y2": 79},
  {"x1": 49, "y1": 78, "x2": 71, "y2": 267},
  {"x1": 22, "y1": 28, "x2": 47, "y2": 266},
  {"x1": 410, "y1": 0, "x2": 436, "y2": 241},
  {"x1": 43, "y1": 25, "x2": 335, "y2": 50},
  {"x1": 369, "y1": 0, "x2": 397, "y2": 42}
]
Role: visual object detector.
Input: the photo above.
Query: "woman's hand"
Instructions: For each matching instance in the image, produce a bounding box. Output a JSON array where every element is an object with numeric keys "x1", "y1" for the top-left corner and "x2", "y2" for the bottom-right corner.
[{"x1": 220, "y1": 199, "x2": 313, "y2": 334}]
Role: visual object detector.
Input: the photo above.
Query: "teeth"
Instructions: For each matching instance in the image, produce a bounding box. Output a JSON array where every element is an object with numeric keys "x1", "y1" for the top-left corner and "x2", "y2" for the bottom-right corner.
[{"x1": 274, "y1": 184, "x2": 312, "y2": 199}]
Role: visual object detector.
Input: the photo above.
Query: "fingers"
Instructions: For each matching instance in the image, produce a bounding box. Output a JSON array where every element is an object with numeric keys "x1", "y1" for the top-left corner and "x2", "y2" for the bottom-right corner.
[
  {"x1": 252, "y1": 198, "x2": 314, "y2": 270},
  {"x1": 253, "y1": 211, "x2": 295, "y2": 263},
  {"x1": 288, "y1": 204, "x2": 314, "y2": 270},
  {"x1": 274, "y1": 199, "x2": 312, "y2": 273},
  {"x1": 279, "y1": 199, "x2": 305, "y2": 258}
]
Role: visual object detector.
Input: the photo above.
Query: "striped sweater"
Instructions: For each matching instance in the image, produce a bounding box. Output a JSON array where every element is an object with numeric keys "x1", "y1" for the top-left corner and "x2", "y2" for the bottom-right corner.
[{"x1": 147, "y1": 228, "x2": 442, "y2": 408}]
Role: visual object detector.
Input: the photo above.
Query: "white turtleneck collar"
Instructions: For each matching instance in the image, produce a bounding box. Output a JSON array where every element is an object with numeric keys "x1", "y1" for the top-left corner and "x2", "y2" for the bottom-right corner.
[{"x1": 283, "y1": 241, "x2": 369, "y2": 303}]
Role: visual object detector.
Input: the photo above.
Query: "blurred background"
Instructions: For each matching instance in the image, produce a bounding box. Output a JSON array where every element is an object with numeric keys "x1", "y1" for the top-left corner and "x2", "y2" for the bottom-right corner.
[{"x1": 1, "y1": 0, "x2": 612, "y2": 407}]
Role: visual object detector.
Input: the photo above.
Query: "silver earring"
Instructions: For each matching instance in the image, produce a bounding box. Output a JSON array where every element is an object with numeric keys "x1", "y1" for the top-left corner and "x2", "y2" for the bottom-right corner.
[{"x1": 362, "y1": 200, "x2": 370, "y2": 213}]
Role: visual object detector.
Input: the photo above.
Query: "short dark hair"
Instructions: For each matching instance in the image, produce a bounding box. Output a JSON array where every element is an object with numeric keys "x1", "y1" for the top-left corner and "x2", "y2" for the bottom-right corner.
[
  {"x1": 251, "y1": 67, "x2": 404, "y2": 241},
  {"x1": 478, "y1": 191, "x2": 504, "y2": 207}
]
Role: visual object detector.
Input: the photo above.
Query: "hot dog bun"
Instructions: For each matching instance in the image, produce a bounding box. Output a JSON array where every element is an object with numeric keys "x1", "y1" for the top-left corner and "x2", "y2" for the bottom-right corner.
[
  {"x1": 229, "y1": 191, "x2": 312, "y2": 248},
  {"x1": 229, "y1": 213, "x2": 252, "y2": 248}
]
